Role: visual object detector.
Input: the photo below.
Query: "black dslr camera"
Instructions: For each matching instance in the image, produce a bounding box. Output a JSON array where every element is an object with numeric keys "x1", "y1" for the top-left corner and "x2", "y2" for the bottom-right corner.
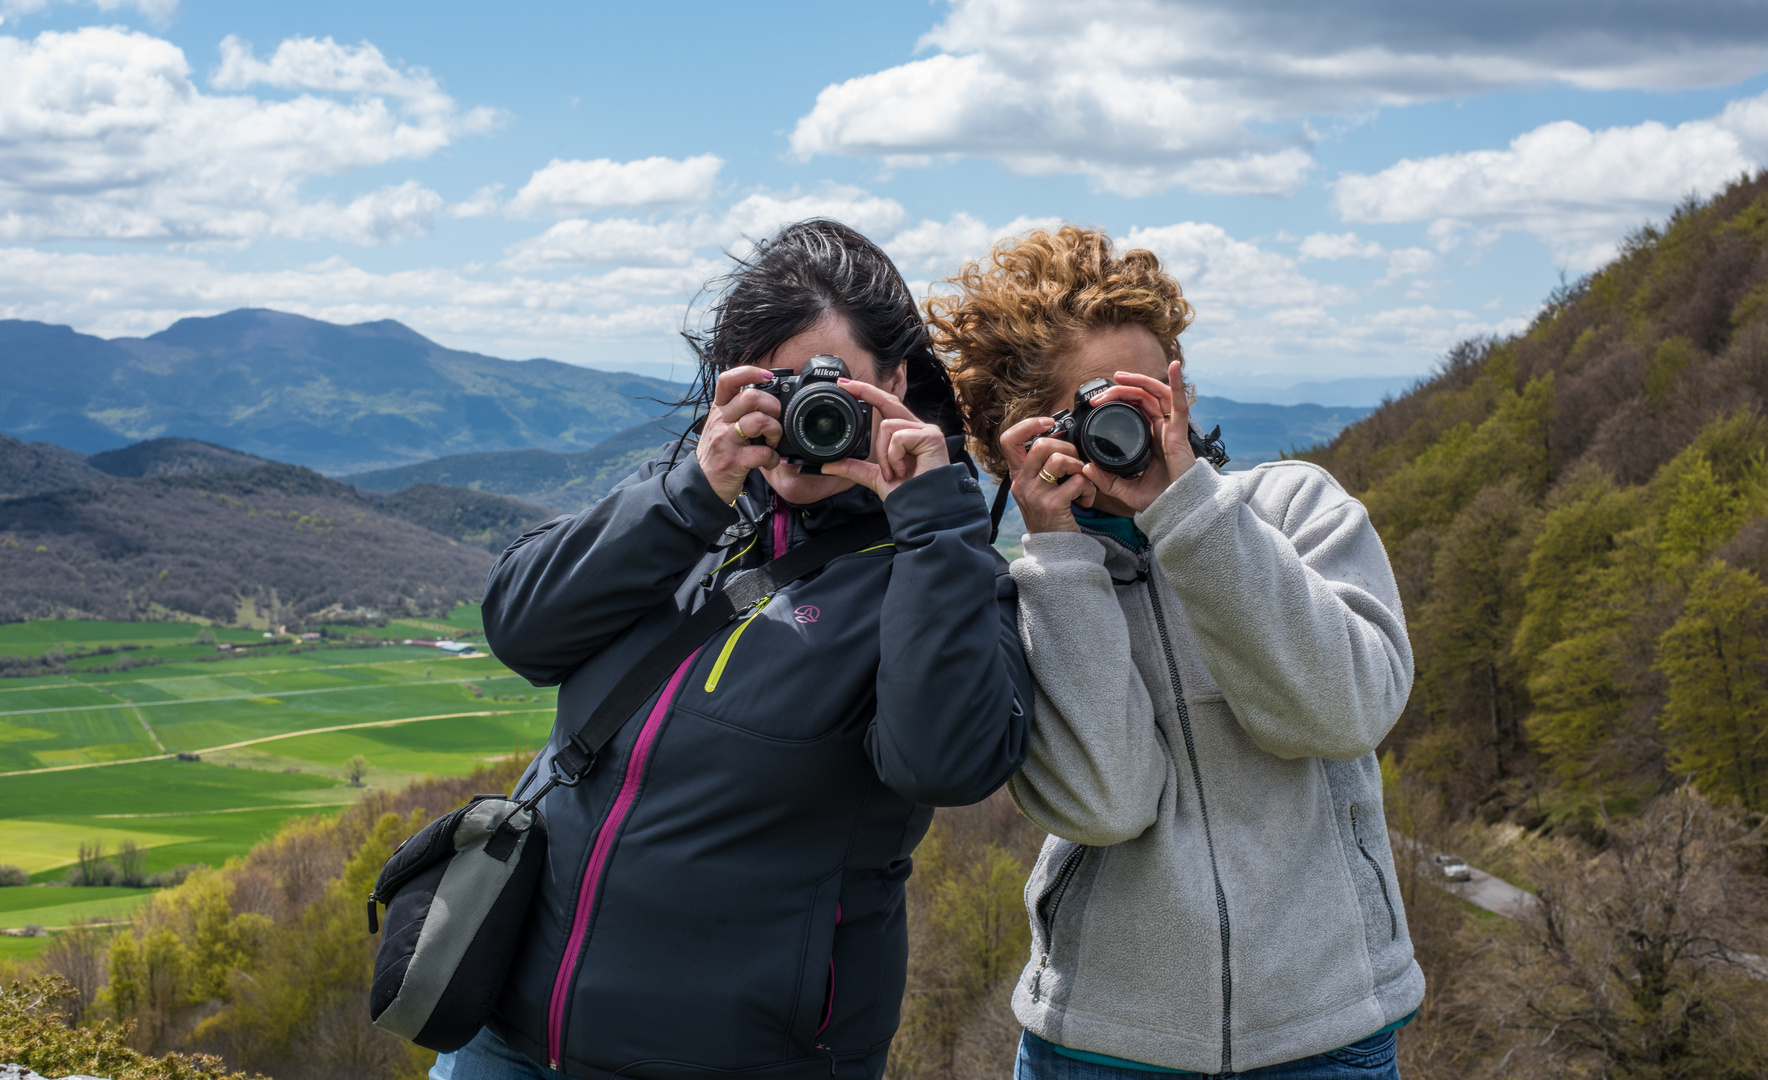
[
  {"x1": 1024, "y1": 377, "x2": 1231, "y2": 475},
  {"x1": 1025, "y1": 378, "x2": 1156, "y2": 477},
  {"x1": 755, "y1": 355, "x2": 873, "y2": 472}
]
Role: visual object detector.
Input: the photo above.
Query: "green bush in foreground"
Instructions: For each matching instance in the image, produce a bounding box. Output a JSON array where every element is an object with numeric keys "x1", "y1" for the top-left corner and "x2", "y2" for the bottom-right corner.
[{"x1": 0, "y1": 974, "x2": 258, "y2": 1080}]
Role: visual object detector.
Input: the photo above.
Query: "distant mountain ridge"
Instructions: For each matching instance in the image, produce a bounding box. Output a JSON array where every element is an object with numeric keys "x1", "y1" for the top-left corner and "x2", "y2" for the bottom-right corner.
[
  {"x1": 343, "y1": 417, "x2": 683, "y2": 511},
  {"x1": 0, "y1": 435, "x2": 555, "y2": 623},
  {"x1": 0, "y1": 308, "x2": 683, "y2": 474}
]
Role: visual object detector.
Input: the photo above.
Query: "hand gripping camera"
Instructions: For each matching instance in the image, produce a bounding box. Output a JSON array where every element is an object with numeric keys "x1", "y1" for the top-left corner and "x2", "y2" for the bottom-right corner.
[
  {"x1": 1024, "y1": 377, "x2": 1231, "y2": 476},
  {"x1": 1025, "y1": 378, "x2": 1156, "y2": 477},
  {"x1": 755, "y1": 355, "x2": 873, "y2": 472}
]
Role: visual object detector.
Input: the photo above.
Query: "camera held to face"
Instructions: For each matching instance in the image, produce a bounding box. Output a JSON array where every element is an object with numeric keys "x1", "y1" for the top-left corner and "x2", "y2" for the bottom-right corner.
[
  {"x1": 1023, "y1": 377, "x2": 1232, "y2": 476},
  {"x1": 1026, "y1": 378, "x2": 1155, "y2": 477},
  {"x1": 755, "y1": 355, "x2": 873, "y2": 473}
]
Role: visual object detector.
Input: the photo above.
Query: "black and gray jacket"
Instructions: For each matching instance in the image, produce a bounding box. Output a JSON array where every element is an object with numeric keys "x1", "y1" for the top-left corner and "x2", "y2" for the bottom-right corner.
[{"x1": 481, "y1": 441, "x2": 1032, "y2": 1080}]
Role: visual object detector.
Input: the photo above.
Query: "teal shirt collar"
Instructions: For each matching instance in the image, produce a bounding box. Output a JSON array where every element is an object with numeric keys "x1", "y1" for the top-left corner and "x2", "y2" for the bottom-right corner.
[{"x1": 1073, "y1": 505, "x2": 1150, "y2": 551}]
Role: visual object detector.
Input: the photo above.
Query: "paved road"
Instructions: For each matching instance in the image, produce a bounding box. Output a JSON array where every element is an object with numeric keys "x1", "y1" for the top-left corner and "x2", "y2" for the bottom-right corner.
[
  {"x1": 1420, "y1": 850, "x2": 1767, "y2": 979},
  {"x1": 1435, "y1": 864, "x2": 1538, "y2": 919}
]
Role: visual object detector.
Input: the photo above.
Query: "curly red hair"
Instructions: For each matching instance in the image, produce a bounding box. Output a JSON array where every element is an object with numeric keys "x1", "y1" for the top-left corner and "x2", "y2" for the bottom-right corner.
[{"x1": 926, "y1": 225, "x2": 1194, "y2": 479}]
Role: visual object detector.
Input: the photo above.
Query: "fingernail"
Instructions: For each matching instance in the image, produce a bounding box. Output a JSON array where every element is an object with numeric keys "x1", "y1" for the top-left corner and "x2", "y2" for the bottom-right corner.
[{"x1": 837, "y1": 377, "x2": 852, "y2": 383}]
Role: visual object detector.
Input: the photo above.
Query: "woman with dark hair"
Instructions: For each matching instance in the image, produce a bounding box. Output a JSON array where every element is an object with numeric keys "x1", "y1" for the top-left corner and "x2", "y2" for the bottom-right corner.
[{"x1": 442, "y1": 220, "x2": 1031, "y2": 1080}]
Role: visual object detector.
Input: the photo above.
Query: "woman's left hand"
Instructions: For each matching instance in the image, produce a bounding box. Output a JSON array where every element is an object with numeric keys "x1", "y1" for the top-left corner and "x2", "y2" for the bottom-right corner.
[
  {"x1": 1080, "y1": 359, "x2": 1197, "y2": 515},
  {"x1": 820, "y1": 378, "x2": 951, "y2": 500}
]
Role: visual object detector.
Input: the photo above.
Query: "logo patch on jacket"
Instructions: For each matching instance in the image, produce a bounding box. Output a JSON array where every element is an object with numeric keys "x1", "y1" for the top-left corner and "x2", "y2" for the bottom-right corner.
[{"x1": 794, "y1": 605, "x2": 821, "y2": 624}]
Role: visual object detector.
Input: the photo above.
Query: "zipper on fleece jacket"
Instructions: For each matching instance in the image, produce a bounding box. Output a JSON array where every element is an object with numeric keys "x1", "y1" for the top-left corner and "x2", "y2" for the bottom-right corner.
[
  {"x1": 1029, "y1": 845, "x2": 1086, "y2": 1001},
  {"x1": 1349, "y1": 804, "x2": 1398, "y2": 940},
  {"x1": 1141, "y1": 550, "x2": 1235, "y2": 1074},
  {"x1": 546, "y1": 647, "x2": 704, "y2": 1070}
]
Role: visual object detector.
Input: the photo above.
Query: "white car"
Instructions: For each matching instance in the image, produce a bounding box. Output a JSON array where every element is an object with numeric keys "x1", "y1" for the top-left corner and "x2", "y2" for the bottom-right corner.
[{"x1": 1434, "y1": 853, "x2": 1473, "y2": 882}]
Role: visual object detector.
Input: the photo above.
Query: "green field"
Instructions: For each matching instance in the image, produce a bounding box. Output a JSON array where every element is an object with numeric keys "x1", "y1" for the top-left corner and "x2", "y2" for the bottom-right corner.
[{"x1": 0, "y1": 609, "x2": 554, "y2": 925}]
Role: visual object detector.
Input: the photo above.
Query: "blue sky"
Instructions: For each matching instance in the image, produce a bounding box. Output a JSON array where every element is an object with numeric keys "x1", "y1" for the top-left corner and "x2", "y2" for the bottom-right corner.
[{"x1": 3, "y1": 0, "x2": 1767, "y2": 401}]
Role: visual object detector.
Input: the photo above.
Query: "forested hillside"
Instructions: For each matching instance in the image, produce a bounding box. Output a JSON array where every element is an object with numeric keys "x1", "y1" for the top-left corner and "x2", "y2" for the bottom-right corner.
[
  {"x1": 1309, "y1": 171, "x2": 1768, "y2": 822},
  {"x1": 0, "y1": 439, "x2": 561, "y2": 623},
  {"x1": 1294, "y1": 175, "x2": 1768, "y2": 1078}
]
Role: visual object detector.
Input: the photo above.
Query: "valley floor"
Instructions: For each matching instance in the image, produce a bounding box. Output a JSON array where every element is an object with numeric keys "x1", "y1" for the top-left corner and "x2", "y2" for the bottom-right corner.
[{"x1": 0, "y1": 611, "x2": 556, "y2": 956}]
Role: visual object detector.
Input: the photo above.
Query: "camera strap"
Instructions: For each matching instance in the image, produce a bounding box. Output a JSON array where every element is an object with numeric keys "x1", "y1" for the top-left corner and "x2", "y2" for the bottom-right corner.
[
  {"x1": 988, "y1": 478, "x2": 1012, "y2": 546},
  {"x1": 530, "y1": 511, "x2": 893, "y2": 805}
]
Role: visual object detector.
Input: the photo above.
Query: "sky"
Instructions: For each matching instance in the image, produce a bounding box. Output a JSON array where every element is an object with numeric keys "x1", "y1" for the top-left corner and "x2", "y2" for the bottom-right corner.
[{"x1": 3, "y1": 0, "x2": 1768, "y2": 400}]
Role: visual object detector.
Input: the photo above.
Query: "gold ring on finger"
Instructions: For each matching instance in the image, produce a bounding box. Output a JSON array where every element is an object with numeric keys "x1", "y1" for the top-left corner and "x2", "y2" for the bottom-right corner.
[
  {"x1": 733, "y1": 420, "x2": 749, "y2": 440},
  {"x1": 1038, "y1": 468, "x2": 1060, "y2": 485}
]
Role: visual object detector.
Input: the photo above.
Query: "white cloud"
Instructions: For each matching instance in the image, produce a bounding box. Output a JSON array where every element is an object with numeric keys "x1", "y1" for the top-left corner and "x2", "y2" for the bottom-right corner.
[
  {"x1": 506, "y1": 154, "x2": 723, "y2": 218},
  {"x1": 790, "y1": 0, "x2": 1768, "y2": 197},
  {"x1": 720, "y1": 186, "x2": 905, "y2": 243},
  {"x1": 1299, "y1": 232, "x2": 1385, "y2": 260},
  {"x1": 500, "y1": 184, "x2": 908, "y2": 271},
  {"x1": 1333, "y1": 99, "x2": 1767, "y2": 268},
  {"x1": 448, "y1": 184, "x2": 503, "y2": 219},
  {"x1": 885, "y1": 212, "x2": 1063, "y2": 276},
  {"x1": 0, "y1": 27, "x2": 493, "y2": 244},
  {"x1": 1126, "y1": 222, "x2": 1353, "y2": 318},
  {"x1": 0, "y1": 246, "x2": 711, "y2": 361},
  {"x1": 501, "y1": 217, "x2": 702, "y2": 270},
  {"x1": 1378, "y1": 247, "x2": 1437, "y2": 285}
]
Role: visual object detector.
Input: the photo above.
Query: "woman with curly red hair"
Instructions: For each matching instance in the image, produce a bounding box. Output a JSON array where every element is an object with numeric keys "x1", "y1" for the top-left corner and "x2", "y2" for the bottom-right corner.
[{"x1": 930, "y1": 226, "x2": 1422, "y2": 1079}]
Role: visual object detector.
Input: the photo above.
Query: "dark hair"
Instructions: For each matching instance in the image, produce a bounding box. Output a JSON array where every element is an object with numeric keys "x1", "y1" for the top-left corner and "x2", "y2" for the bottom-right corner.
[{"x1": 680, "y1": 219, "x2": 959, "y2": 438}]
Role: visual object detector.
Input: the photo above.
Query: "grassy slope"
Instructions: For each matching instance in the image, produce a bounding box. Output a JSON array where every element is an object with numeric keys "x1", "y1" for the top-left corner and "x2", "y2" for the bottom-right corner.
[{"x1": 0, "y1": 614, "x2": 553, "y2": 897}]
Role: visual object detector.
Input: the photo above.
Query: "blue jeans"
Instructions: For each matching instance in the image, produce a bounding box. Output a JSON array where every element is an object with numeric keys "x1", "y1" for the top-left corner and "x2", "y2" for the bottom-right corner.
[
  {"x1": 1015, "y1": 1029, "x2": 1400, "y2": 1080},
  {"x1": 431, "y1": 1026, "x2": 566, "y2": 1080}
]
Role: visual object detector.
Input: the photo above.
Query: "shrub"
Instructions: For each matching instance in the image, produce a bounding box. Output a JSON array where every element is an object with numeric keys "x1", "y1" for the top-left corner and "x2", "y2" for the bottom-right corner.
[
  {"x1": 0, "y1": 864, "x2": 28, "y2": 886},
  {"x1": 0, "y1": 975, "x2": 260, "y2": 1080}
]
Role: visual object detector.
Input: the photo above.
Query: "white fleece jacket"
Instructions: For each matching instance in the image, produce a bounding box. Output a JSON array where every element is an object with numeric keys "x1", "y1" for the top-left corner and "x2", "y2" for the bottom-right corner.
[{"x1": 1007, "y1": 459, "x2": 1423, "y2": 1074}]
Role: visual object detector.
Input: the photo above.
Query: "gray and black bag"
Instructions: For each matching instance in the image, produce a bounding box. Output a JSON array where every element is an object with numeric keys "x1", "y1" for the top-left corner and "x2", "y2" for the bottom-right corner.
[
  {"x1": 367, "y1": 795, "x2": 545, "y2": 1052},
  {"x1": 365, "y1": 512, "x2": 891, "y2": 1053}
]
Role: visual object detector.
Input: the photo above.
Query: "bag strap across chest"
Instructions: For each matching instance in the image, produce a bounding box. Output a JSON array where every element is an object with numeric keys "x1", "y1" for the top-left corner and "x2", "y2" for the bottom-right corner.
[{"x1": 532, "y1": 511, "x2": 892, "y2": 804}]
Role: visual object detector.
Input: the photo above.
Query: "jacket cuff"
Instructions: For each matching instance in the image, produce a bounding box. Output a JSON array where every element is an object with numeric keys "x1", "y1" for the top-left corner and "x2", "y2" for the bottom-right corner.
[
  {"x1": 1020, "y1": 530, "x2": 1108, "y2": 566},
  {"x1": 1134, "y1": 460, "x2": 1229, "y2": 553},
  {"x1": 662, "y1": 455, "x2": 741, "y2": 542},
  {"x1": 883, "y1": 462, "x2": 988, "y2": 540}
]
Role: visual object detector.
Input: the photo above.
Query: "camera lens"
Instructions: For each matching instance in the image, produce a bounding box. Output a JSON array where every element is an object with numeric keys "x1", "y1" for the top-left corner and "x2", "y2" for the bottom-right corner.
[
  {"x1": 791, "y1": 390, "x2": 858, "y2": 460},
  {"x1": 1081, "y1": 402, "x2": 1151, "y2": 474}
]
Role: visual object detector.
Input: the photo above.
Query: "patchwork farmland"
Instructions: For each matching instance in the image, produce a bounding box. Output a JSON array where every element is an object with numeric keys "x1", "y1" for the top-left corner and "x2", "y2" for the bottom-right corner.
[{"x1": 0, "y1": 607, "x2": 555, "y2": 959}]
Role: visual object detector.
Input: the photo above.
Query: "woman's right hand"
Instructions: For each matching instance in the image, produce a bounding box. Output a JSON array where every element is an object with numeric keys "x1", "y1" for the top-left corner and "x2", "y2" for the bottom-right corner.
[
  {"x1": 1001, "y1": 416, "x2": 1097, "y2": 534},
  {"x1": 697, "y1": 366, "x2": 784, "y2": 504}
]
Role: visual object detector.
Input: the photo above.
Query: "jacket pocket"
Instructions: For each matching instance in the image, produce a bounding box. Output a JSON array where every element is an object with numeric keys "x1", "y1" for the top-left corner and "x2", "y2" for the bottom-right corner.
[
  {"x1": 1348, "y1": 803, "x2": 1397, "y2": 941},
  {"x1": 1029, "y1": 843, "x2": 1086, "y2": 1002},
  {"x1": 787, "y1": 869, "x2": 843, "y2": 1053},
  {"x1": 702, "y1": 597, "x2": 772, "y2": 693}
]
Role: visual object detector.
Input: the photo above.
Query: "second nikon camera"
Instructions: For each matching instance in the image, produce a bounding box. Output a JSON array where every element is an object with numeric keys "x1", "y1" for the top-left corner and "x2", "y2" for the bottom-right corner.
[
  {"x1": 753, "y1": 354, "x2": 872, "y2": 472},
  {"x1": 1025, "y1": 377, "x2": 1230, "y2": 476}
]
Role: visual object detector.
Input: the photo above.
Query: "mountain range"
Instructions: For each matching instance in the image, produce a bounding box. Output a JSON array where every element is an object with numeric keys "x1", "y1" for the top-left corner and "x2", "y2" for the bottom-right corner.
[
  {"x1": 0, "y1": 309, "x2": 681, "y2": 474},
  {"x1": 0, "y1": 308, "x2": 1371, "y2": 486}
]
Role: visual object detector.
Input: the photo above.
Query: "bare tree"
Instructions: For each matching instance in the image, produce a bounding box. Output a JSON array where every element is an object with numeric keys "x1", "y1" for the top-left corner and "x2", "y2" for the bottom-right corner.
[
  {"x1": 1494, "y1": 788, "x2": 1768, "y2": 1078},
  {"x1": 40, "y1": 920, "x2": 111, "y2": 1026},
  {"x1": 75, "y1": 840, "x2": 105, "y2": 887},
  {"x1": 118, "y1": 840, "x2": 146, "y2": 888}
]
